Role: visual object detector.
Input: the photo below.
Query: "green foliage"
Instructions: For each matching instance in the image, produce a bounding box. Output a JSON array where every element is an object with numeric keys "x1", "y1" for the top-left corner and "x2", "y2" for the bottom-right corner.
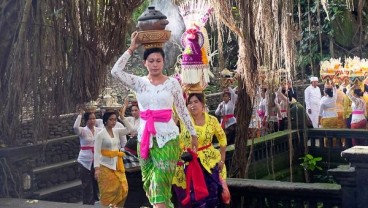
[
  {"x1": 299, "y1": 154, "x2": 322, "y2": 171},
  {"x1": 295, "y1": 0, "x2": 350, "y2": 74},
  {"x1": 203, "y1": 84, "x2": 221, "y2": 94},
  {"x1": 132, "y1": 0, "x2": 150, "y2": 22}
]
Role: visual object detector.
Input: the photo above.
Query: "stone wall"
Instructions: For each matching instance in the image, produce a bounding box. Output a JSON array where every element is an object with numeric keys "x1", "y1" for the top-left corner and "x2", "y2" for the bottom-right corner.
[
  {"x1": 0, "y1": 136, "x2": 80, "y2": 200},
  {"x1": 19, "y1": 114, "x2": 77, "y2": 145}
]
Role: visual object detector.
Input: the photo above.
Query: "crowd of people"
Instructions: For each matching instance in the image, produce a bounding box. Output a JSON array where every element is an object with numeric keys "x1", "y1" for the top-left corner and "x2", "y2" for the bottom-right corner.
[
  {"x1": 305, "y1": 76, "x2": 367, "y2": 146},
  {"x1": 73, "y1": 28, "x2": 368, "y2": 207},
  {"x1": 73, "y1": 31, "x2": 228, "y2": 208}
]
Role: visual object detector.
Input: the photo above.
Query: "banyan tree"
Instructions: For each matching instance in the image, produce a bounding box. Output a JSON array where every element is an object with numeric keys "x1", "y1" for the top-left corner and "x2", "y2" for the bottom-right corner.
[
  {"x1": 205, "y1": 0, "x2": 297, "y2": 178},
  {"x1": 2, "y1": 0, "x2": 364, "y2": 180},
  {"x1": 1, "y1": 0, "x2": 297, "y2": 178},
  {"x1": 0, "y1": 0, "x2": 144, "y2": 146}
]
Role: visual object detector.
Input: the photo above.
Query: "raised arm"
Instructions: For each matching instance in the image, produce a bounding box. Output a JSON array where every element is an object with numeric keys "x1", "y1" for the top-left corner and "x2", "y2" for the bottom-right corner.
[
  {"x1": 276, "y1": 87, "x2": 289, "y2": 102},
  {"x1": 228, "y1": 86, "x2": 238, "y2": 104},
  {"x1": 111, "y1": 32, "x2": 143, "y2": 92},
  {"x1": 332, "y1": 86, "x2": 337, "y2": 101},
  {"x1": 111, "y1": 52, "x2": 142, "y2": 91},
  {"x1": 346, "y1": 87, "x2": 358, "y2": 104},
  {"x1": 215, "y1": 102, "x2": 224, "y2": 116},
  {"x1": 73, "y1": 112, "x2": 84, "y2": 136},
  {"x1": 118, "y1": 118, "x2": 134, "y2": 136}
]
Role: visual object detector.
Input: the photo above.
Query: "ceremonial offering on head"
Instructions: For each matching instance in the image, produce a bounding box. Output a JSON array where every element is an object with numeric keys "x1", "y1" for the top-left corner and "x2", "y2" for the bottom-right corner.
[
  {"x1": 136, "y1": 6, "x2": 171, "y2": 49},
  {"x1": 258, "y1": 66, "x2": 291, "y2": 90},
  {"x1": 100, "y1": 88, "x2": 122, "y2": 112},
  {"x1": 320, "y1": 57, "x2": 368, "y2": 88},
  {"x1": 84, "y1": 101, "x2": 98, "y2": 113},
  {"x1": 178, "y1": 0, "x2": 214, "y2": 94},
  {"x1": 320, "y1": 58, "x2": 341, "y2": 83},
  {"x1": 345, "y1": 57, "x2": 365, "y2": 84},
  {"x1": 220, "y1": 68, "x2": 236, "y2": 88}
]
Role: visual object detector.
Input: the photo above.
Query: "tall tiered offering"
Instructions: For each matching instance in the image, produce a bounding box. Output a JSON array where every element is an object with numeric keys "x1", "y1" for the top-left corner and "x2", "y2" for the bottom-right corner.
[
  {"x1": 178, "y1": 1, "x2": 214, "y2": 94},
  {"x1": 346, "y1": 57, "x2": 365, "y2": 84},
  {"x1": 320, "y1": 58, "x2": 342, "y2": 83},
  {"x1": 136, "y1": 6, "x2": 171, "y2": 49}
]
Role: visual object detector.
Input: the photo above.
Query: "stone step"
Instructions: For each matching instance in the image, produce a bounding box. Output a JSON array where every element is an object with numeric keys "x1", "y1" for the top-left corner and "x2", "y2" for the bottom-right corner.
[
  {"x1": 32, "y1": 159, "x2": 77, "y2": 175},
  {"x1": 33, "y1": 179, "x2": 81, "y2": 199}
]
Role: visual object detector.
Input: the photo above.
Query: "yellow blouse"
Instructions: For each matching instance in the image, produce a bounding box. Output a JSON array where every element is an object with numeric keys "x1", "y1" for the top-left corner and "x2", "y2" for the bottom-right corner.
[
  {"x1": 343, "y1": 94, "x2": 352, "y2": 119},
  {"x1": 363, "y1": 93, "x2": 368, "y2": 116},
  {"x1": 172, "y1": 113, "x2": 227, "y2": 189}
]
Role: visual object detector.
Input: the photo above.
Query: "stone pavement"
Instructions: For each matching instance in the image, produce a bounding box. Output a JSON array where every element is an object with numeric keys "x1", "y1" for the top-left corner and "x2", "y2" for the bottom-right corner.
[
  {"x1": 0, "y1": 198, "x2": 96, "y2": 208},
  {"x1": 0, "y1": 198, "x2": 151, "y2": 208}
]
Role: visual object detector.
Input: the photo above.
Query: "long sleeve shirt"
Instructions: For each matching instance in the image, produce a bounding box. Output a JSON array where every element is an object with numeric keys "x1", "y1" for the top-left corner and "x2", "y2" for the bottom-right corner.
[
  {"x1": 94, "y1": 118, "x2": 133, "y2": 170},
  {"x1": 215, "y1": 87, "x2": 237, "y2": 128},
  {"x1": 276, "y1": 88, "x2": 289, "y2": 118},
  {"x1": 111, "y1": 51, "x2": 196, "y2": 148},
  {"x1": 73, "y1": 115, "x2": 102, "y2": 170},
  {"x1": 125, "y1": 116, "x2": 140, "y2": 136},
  {"x1": 319, "y1": 87, "x2": 338, "y2": 118},
  {"x1": 304, "y1": 85, "x2": 322, "y2": 110}
]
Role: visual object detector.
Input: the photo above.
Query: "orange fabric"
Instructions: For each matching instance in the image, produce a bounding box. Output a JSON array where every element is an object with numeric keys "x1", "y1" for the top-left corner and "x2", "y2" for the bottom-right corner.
[
  {"x1": 98, "y1": 165, "x2": 128, "y2": 207},
  {"x1": 201, "y1": 47, "x2": 208, "y2": 64},
  {"x1": 101, "y1": 149, "x2": 125, "y2": 172}
]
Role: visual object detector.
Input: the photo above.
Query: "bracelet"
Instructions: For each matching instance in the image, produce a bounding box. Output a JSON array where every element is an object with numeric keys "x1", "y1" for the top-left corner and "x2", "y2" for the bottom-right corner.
[
  {"x1": 127, "y1": 48, "x2": 133, "y2": 55},
  {"x1": 220, "y1": 160, "x2": 224, "y2": 164}
]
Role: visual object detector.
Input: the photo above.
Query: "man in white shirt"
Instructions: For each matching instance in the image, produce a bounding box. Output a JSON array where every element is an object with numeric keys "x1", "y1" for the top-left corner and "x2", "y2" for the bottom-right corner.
[{"x1": 304, "y1": 77, "x2": 322, "y2": 128}]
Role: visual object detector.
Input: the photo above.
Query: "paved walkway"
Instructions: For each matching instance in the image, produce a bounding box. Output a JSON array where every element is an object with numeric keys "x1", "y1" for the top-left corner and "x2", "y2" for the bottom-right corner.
[
  {"x1": 0, "y1": 198, "x2": 96, "y2": 208},
  {"x1": 0, "y1": 198, "x2": 151, "y2": 208}
]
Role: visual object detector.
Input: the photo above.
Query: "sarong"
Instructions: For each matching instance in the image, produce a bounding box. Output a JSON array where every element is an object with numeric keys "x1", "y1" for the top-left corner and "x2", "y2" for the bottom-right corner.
[
  {"x1": 321, "y1": 117, "x2": 338, "y2": 147},
  {"x1": 336, "y1": 112, "x2": 346, "y2": 146},
  {"x1": 138, "y1": 138, "x2": 180, "y2": 207},
  {"x1": 351, "y1": 119, "x2": 367, "y2": 146},
  {"x1": 173, "y1": 164, "x2": 223, "y2": 207},
  {"x1": 97, "y1": 165, "x2": 128, "y2": 207}
]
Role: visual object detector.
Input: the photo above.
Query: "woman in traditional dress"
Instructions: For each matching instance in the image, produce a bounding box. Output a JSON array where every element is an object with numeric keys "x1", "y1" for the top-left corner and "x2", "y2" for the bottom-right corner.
[
  {"x1": 94, "y1": 111, "x2": 133, "y2": 207},
  {"x1": 173, "y1": 93, "x2": 227, "y2": 207},
  {"x1": 263, "y1": 93, "x2": 282, "y2": 133},
  {"x1": 318, "y1": 83, "x2": 338, "y2": 147},
  {"x1": 275, "y1": 85, "x2": 289, "y2": 131},
  {"x1": 73, "y1": 109, "x2": 102, "y2": 205},
  {"x1": 119, "y1": 99, "x2": 140, "y2": 156},
  {"x1": 111, "y1": 31, "x2": 198, "y2": 208},
  {"x1": 347, "y1": 85, "x2": 367, "y2": 146},
  {"x1": 215, "y1": 87, "x2": 237, "y2": 144}
]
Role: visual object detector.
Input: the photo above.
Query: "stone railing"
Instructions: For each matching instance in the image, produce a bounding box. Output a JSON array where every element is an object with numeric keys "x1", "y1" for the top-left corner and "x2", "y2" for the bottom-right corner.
[
  {"x1": 244, "y1": 130, "x2": 301, "y2": 179},
  {"x1": 307, "y1": 129, "x2": 368, "y2": 166},
  {"x1": 226, "y1": 132, "x2": 368, "y2": 208},
  {"x1": 227, "y1": 178, "x2": 341, "y2": 207},
  {"x1": 329, "y1": 146, "x2": 368, "y2": 208}
]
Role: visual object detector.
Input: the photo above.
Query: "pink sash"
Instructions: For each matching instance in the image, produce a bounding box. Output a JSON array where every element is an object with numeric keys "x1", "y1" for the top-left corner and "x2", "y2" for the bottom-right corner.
[
  {"x1": 80, "y1": 146, "x2": 94, "y2": 153},
  {"x1": 352, "y1": 110, "x2": 364, "y2": 115},
  {"x1": 140, "y1": 109, "x2": 172, "y2": 159}
]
